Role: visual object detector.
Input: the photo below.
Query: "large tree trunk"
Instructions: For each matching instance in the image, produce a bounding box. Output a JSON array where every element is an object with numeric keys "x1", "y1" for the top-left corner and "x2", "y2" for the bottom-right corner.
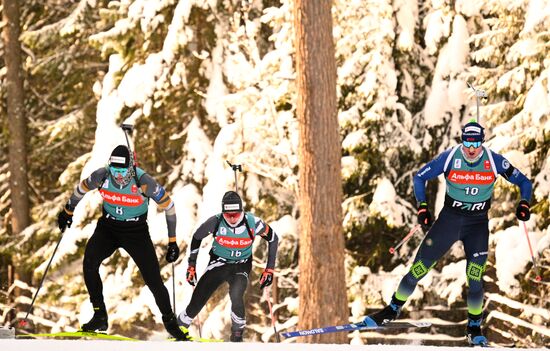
[
  {"x1": 293, "y1": 0, "x2": 348, "y2": 344},
  {"x1": 2, "y1": 0, "x2": 32, "y2": 306}
]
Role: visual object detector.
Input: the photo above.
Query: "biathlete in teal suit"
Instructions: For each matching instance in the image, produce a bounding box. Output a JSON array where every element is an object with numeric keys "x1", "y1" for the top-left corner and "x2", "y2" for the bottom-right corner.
[
  {"x1": 57, "y1": 145, "x2": 189, "y2": 341},
  {"x1": 177, "y1": 191, "x2": 278, "y2": 342}
]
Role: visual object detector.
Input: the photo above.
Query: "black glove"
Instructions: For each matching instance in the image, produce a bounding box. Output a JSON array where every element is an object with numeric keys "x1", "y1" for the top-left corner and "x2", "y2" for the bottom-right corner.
[
  {"x1": 186, "y1": 265, "x2": 197, "y2": 286},
  {"x1": 165, "y1": 242, "x2": 180, "y2": 263},
  {"x1": 516, "y1": 200, "x2": 530, "y2": 221},
  {"x1": 417, "y1": 202, "x2": 432, "y2": 230},
  {"x1": 259, "y1": 268, "x2": 274, "y2": 289},
  {"x1": 57, "y1": 208, "x2": 73, "y2": 232}
]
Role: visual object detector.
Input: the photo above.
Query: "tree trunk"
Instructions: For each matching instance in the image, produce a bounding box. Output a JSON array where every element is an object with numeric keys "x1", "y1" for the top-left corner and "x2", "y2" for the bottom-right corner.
[
  {"x1": 293, "y1": 0, "x2": 348, "y2": 344},
  {"x1": 2, "y1": 0, "x2": 32, "y2": 303}
]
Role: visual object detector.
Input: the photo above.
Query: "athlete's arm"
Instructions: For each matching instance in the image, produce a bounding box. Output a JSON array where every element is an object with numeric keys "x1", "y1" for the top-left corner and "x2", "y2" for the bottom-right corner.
[
  {"x1": 140, "y1": 172, "x2": 177, "y2": 240},
  {"x1": 188, "y1": 215, "x2": 219, "y2": 265},
  {"x1": 491, "y1": 152, "x2": 532, "y2": 201},
  {"x1": 65, "y1": 167, "x2": 109, "y2": 212},
  {"x1": 255, "y1": 217, "x2": 279, "y2": 270},
  {"x1": 413, "y1": 149, "x2": 452, "y2": 203}
]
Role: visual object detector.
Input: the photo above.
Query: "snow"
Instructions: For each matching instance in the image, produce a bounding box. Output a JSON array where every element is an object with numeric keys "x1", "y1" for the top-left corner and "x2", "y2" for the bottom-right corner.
[
  {"x1": 491, "y1": 223, "x2": 547, "y2": 296},
  {"x1": 10, "y1": 0, "x2": 550, "y2": 347},
  {"x1": 0, "y1": 340, "x2": 540, "y2": 351}
]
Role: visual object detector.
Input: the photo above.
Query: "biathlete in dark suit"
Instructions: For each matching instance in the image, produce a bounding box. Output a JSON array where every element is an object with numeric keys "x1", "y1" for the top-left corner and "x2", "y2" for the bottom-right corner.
[{"x1": 363, "y1": 122, "x2": 532, "y2": 346}]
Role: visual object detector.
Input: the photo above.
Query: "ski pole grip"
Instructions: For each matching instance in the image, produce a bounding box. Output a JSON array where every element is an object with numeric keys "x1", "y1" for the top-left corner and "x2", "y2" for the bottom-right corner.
[{"x1": 121, "y1": 123, "x2": 134, "y2": 132}]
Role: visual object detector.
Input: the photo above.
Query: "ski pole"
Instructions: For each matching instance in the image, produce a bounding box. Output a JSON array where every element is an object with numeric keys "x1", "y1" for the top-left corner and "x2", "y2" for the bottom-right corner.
[
  {"x1": 18, "y1": 228, "x2": 65, "y2": 327},
  {"x1": 192, "y1": 285, "x2": 202, "y2": 338},
  {"x1": 521, "y1": 221, "x2": 542, "y2": 282},
  {"x1": 264, "y1": 287, "x2": 280, "y2": 342},
  {"x1": 226, "y1": 161, "x2": 242, "y2": 193},
  {"x1": 172, "y1": 263, "x2": 176, "y2": 312},
  {"x1": 389, "y1": 224, "x2": 421, "y2": 255}
]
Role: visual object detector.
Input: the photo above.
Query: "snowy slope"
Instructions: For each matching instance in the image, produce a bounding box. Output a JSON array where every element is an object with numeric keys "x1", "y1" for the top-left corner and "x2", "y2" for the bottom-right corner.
[{"x1": 1, "y1": 340, "x2": 545, "y2": 351}]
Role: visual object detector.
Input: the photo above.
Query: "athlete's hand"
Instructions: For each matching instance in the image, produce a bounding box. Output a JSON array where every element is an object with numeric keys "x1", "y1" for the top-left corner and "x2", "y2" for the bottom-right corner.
[
  {"x1": 516, "y1": 200, "x2": 530, "y2": 221},
  {"x1": 186, "y1": 265, "x2": 197, "y2": 286},
  {"x1": 57, "y1": 208, "x2": 73, "y2": 232},
  {"x1": 165, "y1": 242, "x2": 180, "y2": 263},
  {"x1": 259, "y1": 269, "x2": 274, "y2": 289},
  {"x1": 417, "y1": 202, "x2": 432, "y2": 230}
]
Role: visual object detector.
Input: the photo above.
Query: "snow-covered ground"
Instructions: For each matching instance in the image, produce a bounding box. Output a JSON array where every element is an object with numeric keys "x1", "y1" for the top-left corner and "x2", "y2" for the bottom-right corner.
[{"x1": 1, "y1": 340, "x2": 546, "y2": 351}]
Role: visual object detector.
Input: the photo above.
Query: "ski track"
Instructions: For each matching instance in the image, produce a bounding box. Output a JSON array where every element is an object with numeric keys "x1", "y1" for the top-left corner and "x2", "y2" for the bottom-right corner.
[{"x1": 1, "y1": 340, "x2": 546, "y2": 351}]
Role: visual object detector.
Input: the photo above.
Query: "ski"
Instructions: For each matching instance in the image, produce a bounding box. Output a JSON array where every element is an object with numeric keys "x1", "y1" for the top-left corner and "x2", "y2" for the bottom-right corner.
[
  {"x1": 20, "y1": 330, "x2": 222, "y2": 342},
  {"x1": 281, "y1": 321, "x2": 431, "y2": 338},
  {"x1": 168, "y1": 336, "x2": 223, "y2": 342},
  {"x1": 19, "y1": 331, "x2": 137, "y2": 341}
]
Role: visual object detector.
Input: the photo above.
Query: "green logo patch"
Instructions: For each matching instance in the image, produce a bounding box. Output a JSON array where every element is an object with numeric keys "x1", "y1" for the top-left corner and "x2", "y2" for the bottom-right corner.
[
  {"x1": 411, "y1": 260, "x2": 429, "y2": 279},
  {"x1": 467, "y1": 262, "x2": 486, "y2": 282}
]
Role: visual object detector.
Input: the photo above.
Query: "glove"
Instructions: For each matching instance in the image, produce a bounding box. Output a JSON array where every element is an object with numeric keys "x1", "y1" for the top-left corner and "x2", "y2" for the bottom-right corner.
[
  {"x1": 417, "y1": 202, "x2": 432, "y2": 230},
  {"x1": 259, "y1": 268, "x2": 274, "y2": 289},
  {"x1": 165, "y1": 242, "x2": 180, "y2": 263},
  {"x1": 57, "y1": 208, "x2": 73, "y2": 232},
  {"x1": 516, "y1": 200, "x2": 530, "y2": 221},
  {"x1": 186, "y1": 265, "x2": 197, "y2": 286}
]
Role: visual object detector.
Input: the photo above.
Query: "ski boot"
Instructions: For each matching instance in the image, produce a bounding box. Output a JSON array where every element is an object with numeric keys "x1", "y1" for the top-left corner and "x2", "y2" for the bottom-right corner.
[
  {"x1": 163, "y1": 313, "x2": 191, "y2": 341},
  {"x1": 466, "y1": 313, "x2": 488, "y2": 347},
  {"x1": 177, "y1": 311, "x2": 192, "y2": 328},
  {"x1": 230, "y1": 329, "x2": 244, "y2": 342},
  {"x1": 362, "y1": 295, "x2": 404, "y2": 327},
  {"x1": 81, "y1": 306, "x2": 108, "y2": 332}
]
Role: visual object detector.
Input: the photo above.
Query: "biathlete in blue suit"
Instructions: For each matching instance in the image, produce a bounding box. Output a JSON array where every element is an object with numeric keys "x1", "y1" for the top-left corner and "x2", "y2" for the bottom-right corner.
[{"x1": 363, "y1": 121, "x2": 532, "y2": 346}]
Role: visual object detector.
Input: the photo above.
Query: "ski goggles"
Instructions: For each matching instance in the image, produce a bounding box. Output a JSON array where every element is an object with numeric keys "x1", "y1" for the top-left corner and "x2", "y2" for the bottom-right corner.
[
  {"x1": 109, "y1": 166, "x2": 129, "y2": 178},
  {"x1": 223, "y1": 211, "x2": 243, "y2": 224},
  {"x1": 463, "y1": 141, "x2": 482, "y2": 148}
]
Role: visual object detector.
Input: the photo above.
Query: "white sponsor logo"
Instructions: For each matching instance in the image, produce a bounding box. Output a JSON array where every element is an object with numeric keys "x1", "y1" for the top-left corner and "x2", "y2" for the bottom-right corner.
[
  {"x1": 153, "y1": 185, "x2": 162, "y2": 196},
  {"x1": 220, "y1": 227, "x2": 227, "y2": 235},
  {"x1": 224, "y1": 203, "x2": 241, "y2": 211},
  {"x1": 103, "y1": 179, "x2": 109, "y2": 188},
  {"x1": 473, "y1": 251, "x2": 488, "y2": 258},
  {"x1": 452, "y1": 200, "x2": 487, "y2": 211},
  {"x1": 502, "y1": 159, "x2": 510, "y2": 169},
  {"x1": 101, "y1": 192, "x2": 141, "y2": 205},
  {"x1": 418, "y1": 167, "x2": 431, "y2": 177},
  {"x1": 465, "y1": 126, "x2": 481, "y2": 133},
  {"x1": 454, "y1": 159, "x2": 462, "y2": 169},
  {"x1": 298, "y1": 329, "x2": 324, "y2": 336},
  {"x1": 110, "y1": 156, "x2": 126, "y2": 164},
  {"x1": 450, "y1": 173, "x2": 493, "y2": 182}
]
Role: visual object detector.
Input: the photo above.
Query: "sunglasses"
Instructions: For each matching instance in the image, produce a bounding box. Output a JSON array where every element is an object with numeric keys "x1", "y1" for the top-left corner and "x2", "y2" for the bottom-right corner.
[
  {"x1": 109, "y1": 166, "x2": 128, "y2": 177},
  {"x1": 463, "y1": 141, "x2": 481, "y2": 148}
]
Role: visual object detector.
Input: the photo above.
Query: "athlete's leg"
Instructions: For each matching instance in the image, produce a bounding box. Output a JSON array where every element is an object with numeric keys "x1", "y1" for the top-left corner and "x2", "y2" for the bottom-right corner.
[
  {"x1": 461, "y1": 214, "x2": 489, "y2": 317},
  {"x1": 120, "y1": 223, "x2": 173, "y2": 316},
  {"x1": 178, "y1": 258, "x2": 230, "y2": 325},
  {"x1": 394, "y1": 208, "x2": 463, "y2": 302},
  {"x1": 83, "y1": 219, "x2": 118, "y2": 309},
  {"x1": 226, "y1": 260, "x2": 252, "y2": 333}
]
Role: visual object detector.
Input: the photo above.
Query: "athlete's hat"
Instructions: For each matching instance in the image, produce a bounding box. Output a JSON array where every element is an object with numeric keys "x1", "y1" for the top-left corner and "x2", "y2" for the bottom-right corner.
[
  {"x1": 461, "y1": 121, "x2": 485, "y2": 143},
  {"x1": 222, "y1": 191, "x2": 243, "y2": 213},
  {"x1": 109, "y1": 145, "x2": 130, "y2": 168}
]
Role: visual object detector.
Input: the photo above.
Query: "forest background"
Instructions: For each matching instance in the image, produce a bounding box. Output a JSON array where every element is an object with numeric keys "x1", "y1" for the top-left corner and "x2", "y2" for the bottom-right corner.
[{"x1": 0, "y1": 0, "x2": 548, "y2": 347}]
